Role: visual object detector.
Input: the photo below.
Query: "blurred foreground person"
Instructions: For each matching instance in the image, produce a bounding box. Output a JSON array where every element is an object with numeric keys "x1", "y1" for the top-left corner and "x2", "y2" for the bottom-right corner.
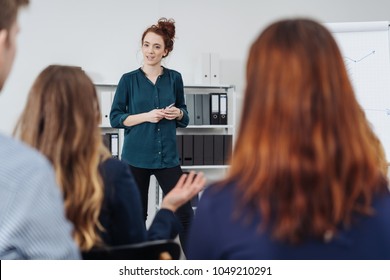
[
  {"x1": 187, "y1": 18, "x2": 390, "y2": 260},
  {"x1": 0, "y1": 0, "x2": 79, "y2": 259}
]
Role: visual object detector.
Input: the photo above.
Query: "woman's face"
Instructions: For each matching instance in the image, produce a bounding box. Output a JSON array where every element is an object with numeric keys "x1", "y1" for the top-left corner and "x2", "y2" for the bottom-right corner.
[{"x1": 142, "y1": 32, "x2": 168, "y2": 67}]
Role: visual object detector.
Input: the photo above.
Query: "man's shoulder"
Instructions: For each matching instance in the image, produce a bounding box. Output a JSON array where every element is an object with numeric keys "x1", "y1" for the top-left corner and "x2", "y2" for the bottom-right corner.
[
  {"x1": 0, "y1": 134, "x2": 54, "y2": 189},
  {"x1": 0, "y1": 133, "x2": 51, "y2": 165}
]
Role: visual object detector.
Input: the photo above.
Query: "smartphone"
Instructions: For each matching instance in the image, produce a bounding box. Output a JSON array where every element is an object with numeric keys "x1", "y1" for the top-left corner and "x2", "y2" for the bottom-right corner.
[{"x1": 165, "y1": 103, "x2": 175, "y2": 109}]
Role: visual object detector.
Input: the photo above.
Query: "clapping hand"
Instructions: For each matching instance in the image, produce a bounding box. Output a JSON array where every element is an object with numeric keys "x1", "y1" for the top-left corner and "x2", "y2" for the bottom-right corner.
[{"x1": 161, "y1": 171, "x2": 206, "y2": 212}]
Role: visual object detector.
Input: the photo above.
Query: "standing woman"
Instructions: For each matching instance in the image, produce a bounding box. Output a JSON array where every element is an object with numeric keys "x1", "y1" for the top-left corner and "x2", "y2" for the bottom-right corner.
[{"x1": 110, "y1": 18, "x2": 193, "y2": 252}]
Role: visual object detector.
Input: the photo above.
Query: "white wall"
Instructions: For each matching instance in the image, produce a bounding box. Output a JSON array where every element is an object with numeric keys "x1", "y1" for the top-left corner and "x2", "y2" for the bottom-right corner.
[{"x1": 1, "y1": 0, "x2": 390, "y2": 134}]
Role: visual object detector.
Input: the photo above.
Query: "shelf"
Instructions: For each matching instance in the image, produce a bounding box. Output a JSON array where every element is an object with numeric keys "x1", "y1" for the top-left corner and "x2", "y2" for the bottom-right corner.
[
  {"x1": 180, "y1": 84, "x2": 235, "y2": 173},
  {"x1": 181, "y1": 165, "x2": 230, "y2": 169},
  {"x1": 95, "y1": 83, "x2": 235, "y2": 89},
  {"x1": 99, "y1": 125, "x2": 113, "y2": 128},
  {"x1": 179, "y1": 125, "x2": 233, "y2": 129},
  {"x1": 184, "y1": 84, "x2": 235, "y2": 90},
  {"x1": 95, "y1": 83, "x2": 117, "y2": 87}
]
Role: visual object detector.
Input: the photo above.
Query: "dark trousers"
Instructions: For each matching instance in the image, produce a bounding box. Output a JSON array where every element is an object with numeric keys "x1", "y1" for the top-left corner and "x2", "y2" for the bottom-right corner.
[{"x1": 129, "y1": 165, "x2": 194, "y2": 255}]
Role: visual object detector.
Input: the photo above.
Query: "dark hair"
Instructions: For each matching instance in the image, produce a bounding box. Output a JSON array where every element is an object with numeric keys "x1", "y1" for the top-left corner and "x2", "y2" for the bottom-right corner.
[
  {"x1": 0, "y1": 0, "x2": 29, "y2": 32},
  {"x1": 142, "y1": 17, "x2": 175, "y2": 57},
  {"x1": 226, "y1": 18, "x2": 387, "y2": 243}
]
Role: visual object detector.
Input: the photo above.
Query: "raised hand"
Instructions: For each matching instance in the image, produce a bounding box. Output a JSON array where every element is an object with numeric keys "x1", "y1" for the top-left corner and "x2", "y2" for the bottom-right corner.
[{"x1": 161, "y1": 171, "x2": 206, "y2": 212}]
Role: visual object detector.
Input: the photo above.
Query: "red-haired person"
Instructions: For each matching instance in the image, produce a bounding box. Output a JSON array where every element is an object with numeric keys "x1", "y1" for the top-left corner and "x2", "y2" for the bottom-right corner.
[
  {"x1": 110, "y1": 18, "x2": 194, "y2": 254},
  {"x1": 187, "y1": 18, "x2": 390, "y2": 260}
]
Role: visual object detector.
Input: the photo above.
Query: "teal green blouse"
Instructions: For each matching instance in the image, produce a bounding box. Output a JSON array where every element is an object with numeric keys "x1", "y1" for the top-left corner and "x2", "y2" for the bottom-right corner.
[{"x1": 110, "y1": 67, "x2": 189, "y2": 169}]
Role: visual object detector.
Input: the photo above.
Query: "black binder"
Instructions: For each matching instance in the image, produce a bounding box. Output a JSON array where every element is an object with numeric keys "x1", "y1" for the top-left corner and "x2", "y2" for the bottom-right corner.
[
  {"x1": 213, "y1": 135, "x2": 224, "y2": 165},
  {"x1": 110, "y1": 133, "x2": 119, "y2": 159},
  {"x1": 223, "y1": 135, "x2": 233, "y2": 165},
  {"x1": 203, "y1": 135, "x2": 214, "y2": 165},
  {"x1": 102, "y1": 133, "x2": 119, "y2": 158},
  {"x1": 176, "y1": 135, "x2": 183, "y2": 165},
  {"x1": 102, "y1": 133, "x2": 111, "y2": 151},
  {"x1": 210, "y1": 93, "x2": 220, "y2": 125},
  {"x1": 182, "y1": 135, "x2": 194, "y2": 166},
  {"x1": 193, "y1": 135, "x2": 204, "y2": 165},
  {"x1": 219, "y1": 93, "x2": 227, "y2": 125}
]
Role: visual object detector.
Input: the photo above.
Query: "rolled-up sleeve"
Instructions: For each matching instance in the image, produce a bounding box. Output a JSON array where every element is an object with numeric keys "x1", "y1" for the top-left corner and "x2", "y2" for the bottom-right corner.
[
  {"x1": 174, "y1": 74, "x2": 189, "y2": 128},
  {"x1": 110, "y1": 75, "x2": 129, "y2": 128}
]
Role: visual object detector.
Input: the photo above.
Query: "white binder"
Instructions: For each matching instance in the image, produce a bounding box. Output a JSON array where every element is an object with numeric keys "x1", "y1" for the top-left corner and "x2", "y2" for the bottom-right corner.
[{"x1": 100, "y1": 91, "x2": 113, "y2": 127}]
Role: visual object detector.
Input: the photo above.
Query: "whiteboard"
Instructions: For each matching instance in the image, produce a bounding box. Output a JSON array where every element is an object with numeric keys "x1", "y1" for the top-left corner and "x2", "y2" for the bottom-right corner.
[{"x1": 325, "y1": 21, "x2": 390, "y2": 160}]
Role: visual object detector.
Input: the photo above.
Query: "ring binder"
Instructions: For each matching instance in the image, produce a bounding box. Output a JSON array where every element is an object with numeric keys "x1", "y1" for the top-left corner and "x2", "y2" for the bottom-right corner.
[
  {"x1": 219, "y1": 93, "x2": 227, "y2": 125},
  {"x1": 210, "y1": 93, "x2": 220, "y2": 125}
]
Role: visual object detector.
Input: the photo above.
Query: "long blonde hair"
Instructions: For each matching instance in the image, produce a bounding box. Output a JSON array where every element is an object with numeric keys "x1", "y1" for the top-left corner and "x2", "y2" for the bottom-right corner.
[{"x1": 14, "y1": 65, "x2": 110, "y2": 250}]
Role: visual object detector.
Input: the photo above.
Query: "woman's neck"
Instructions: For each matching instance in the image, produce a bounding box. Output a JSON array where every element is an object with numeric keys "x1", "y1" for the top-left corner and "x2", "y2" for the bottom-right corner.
[{"x1": 142, "y1": 65, "x2": 163, "y2": 77}]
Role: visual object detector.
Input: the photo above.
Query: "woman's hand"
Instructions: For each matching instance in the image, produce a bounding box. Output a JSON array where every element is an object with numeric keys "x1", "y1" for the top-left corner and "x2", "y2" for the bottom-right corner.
[
  {"x1": 163, "y1": 106, "x2": 182, "y2": 120},
  {"x1": 147, "y1": 109, "x2": 166, "y2": 123},
  {"x1": 161, "y1": 171, "x2": 206, "y2": 212}
]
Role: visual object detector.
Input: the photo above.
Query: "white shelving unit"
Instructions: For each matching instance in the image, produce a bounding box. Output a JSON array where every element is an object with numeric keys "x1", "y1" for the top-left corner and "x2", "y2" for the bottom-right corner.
[
  {"x1": 179, "y1": 84, "x2": 236, "y2": 167},
  {"x1": 96, "y1": 84, "x2": 124, "y2": 159},
  {"x1": 156, "y1": 84, "x2": 236, "y2": 210}
]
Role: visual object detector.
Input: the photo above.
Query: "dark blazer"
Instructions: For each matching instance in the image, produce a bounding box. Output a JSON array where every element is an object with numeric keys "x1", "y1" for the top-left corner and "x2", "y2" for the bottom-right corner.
[
  {"x1": 98, "y1": 158, "x2": 181, "y2": 246},
  {"x1": 188, "y1": 181, "x2": 390, "y2": 259}
]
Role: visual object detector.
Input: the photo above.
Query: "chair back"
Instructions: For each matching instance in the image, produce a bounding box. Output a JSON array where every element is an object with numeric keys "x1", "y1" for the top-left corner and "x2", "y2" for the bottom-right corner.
[{"x1": 82, "y1": 239, "x2": 181, "y2": 260}]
